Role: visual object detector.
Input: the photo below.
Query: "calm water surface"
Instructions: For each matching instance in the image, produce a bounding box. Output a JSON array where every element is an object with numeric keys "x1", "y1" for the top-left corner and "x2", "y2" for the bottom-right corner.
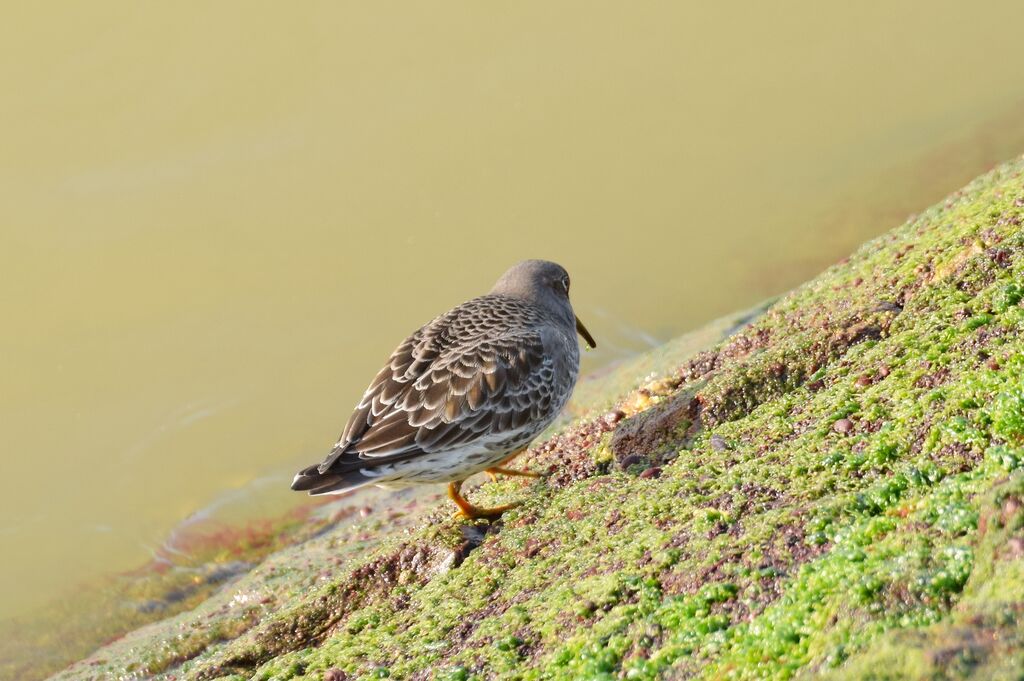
[{"x1": 4, "y1": 2, "x2": 1024, "y2": 624}]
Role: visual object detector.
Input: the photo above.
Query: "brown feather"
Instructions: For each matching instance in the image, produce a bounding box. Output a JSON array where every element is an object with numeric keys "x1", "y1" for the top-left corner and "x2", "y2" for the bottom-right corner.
[{"x1": 314, "y1": 293, "x2": 576, "y2": 476}]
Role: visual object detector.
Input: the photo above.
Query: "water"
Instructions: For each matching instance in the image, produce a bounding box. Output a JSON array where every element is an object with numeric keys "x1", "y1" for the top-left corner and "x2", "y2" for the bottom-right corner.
[{"x1": 3, "y1": 1, "x2": 1024, "y2": 631}]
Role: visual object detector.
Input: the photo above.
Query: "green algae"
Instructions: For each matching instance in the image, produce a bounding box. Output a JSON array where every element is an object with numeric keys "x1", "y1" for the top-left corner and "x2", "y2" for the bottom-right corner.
[
  {"x1": 822, "y1": 473, "x2": 1024, "y2": 680},
  {"x1": 51, "y1": 157, "x2": 1024, "y2": 680}
]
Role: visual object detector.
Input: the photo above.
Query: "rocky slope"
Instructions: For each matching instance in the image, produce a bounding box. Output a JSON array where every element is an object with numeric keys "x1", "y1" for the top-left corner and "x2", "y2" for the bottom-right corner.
[{"x1": 53, "y1": 156, "x2": 1024, "y2": 680}]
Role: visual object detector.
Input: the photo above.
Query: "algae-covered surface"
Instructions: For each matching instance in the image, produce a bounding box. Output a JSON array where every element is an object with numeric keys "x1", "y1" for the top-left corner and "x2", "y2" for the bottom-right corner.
[{"x1": 51, "y1": 157, "x2": 1024, "y2": 680}]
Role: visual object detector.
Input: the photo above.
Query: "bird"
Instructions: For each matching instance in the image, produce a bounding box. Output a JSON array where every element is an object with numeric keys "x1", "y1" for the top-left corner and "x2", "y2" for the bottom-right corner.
[{"x1": 290, "y1": 259, "x2": 596, "y2": 519}]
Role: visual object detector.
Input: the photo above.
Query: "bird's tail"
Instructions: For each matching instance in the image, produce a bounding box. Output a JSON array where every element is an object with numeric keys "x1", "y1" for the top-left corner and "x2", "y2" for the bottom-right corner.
[{"x1": 290, "y1": 464, "x2": 374, "y2": 496}]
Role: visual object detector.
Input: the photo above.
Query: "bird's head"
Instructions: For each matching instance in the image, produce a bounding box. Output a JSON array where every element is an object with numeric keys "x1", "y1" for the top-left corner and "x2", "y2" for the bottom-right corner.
[{"x1": 490, "y1": 259, "x2": 596, "y2": 349}]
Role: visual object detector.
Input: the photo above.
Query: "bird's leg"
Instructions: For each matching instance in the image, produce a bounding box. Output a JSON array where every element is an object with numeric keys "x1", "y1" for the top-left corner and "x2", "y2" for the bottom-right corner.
[
  {"x1": 487, "y1": 467, "x2": 542, "y2": 479},
  {"x1": 485, "y1": 446, "x2": 540, "y2": 481},
  {"x1": 448, "y1": 480, "x2": 519, "y2": 520}
]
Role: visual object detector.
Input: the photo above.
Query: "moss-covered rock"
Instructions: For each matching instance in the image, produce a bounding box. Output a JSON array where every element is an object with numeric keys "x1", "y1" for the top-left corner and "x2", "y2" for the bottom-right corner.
[{"x1": 53, "y1": 157, "x2": 1024, "y2": 680}]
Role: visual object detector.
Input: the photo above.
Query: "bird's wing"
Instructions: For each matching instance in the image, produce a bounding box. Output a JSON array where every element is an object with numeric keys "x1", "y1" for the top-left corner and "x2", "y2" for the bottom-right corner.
[{"x1": 317, "y1": 306, "x2": 558, "y2": 474}]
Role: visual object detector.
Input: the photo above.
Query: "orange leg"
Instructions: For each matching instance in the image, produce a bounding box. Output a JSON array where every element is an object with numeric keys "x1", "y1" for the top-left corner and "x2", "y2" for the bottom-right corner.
[
  {"x1": 485, "y1": 446, "x2": 541, "y2": 482},
  {"x1": 487, "y1": 466, "x2": 542, "y2": 480},
  {"x1": 447, "y1": 480, "x2": 519, "y2": 520}
]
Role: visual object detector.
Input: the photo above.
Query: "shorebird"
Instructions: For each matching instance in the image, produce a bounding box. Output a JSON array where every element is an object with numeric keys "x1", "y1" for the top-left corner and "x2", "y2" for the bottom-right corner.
[{"x1": 291, "y1": 260, "x2": 596, "y2": 519}]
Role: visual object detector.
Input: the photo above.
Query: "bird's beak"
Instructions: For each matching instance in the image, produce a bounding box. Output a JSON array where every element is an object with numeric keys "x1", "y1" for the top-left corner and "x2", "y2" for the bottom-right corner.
[{"x1": 575, "y1": 315, "x2": 597, "y2": 349}]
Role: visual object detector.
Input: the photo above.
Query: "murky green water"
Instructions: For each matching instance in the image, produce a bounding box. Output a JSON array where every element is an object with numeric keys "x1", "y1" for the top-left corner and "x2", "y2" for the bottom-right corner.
[{"x1": 3, "y1": 1, "x2": 1024, "y2": 635}]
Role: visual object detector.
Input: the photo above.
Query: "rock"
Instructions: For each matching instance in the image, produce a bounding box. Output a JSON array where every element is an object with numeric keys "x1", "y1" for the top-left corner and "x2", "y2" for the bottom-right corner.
[{"x1": 609, "y1": 392, "x2": 698, "y2": 463}]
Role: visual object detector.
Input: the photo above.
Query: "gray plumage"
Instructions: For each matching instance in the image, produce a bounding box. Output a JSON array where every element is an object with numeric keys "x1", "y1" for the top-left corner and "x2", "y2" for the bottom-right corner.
[{"x1": 291, "y1": 260, "x2": 595, "y2": 496}]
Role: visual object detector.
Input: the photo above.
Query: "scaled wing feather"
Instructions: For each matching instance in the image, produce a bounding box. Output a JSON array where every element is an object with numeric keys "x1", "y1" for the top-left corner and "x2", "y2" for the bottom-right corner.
[{"x1": 317, "y1": 297, "x2": 557, "y2": 475}]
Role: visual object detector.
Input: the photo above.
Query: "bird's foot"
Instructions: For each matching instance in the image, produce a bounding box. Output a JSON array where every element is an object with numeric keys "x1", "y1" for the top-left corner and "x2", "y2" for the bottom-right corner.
[
  {"x1": 448, "y1": 480, "x2": 520, "y2": 520},
  {"x1": 451, "y1": 501, "x2": 521, "y2": 520}
]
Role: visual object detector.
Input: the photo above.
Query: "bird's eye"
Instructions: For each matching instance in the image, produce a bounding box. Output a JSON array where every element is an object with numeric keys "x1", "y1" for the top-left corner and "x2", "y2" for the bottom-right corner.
[{"x1": 560, "y1": 277, "x2": 570, "y2": 294}]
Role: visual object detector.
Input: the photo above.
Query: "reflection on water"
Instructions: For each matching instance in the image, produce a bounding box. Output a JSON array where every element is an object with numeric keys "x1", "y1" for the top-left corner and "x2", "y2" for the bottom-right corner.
[{"x1": 3, "y1": 2, "x2": 1024, "y2": 652}]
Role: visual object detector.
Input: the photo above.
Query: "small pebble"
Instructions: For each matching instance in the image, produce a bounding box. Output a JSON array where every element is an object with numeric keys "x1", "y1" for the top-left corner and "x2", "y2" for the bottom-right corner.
[
  {"x1": 1002, "y1": 496, "x2": 1022, "y2": 524},
  {"x1": 620, "y1": 454, "x2": 645, "y2": 469},
  {"x1": 523, "y1": 538, "x2": 544, "y2": 558},
  {"x1": 855, "y1": 374, "x2": 873, "y2": 387},
  {"x1": 359, "y1": 506, "x2": 373, "y2": 518},
  {"x1": 329, "y1": 506, "x2": 355, "y2": 523},
  {"x1": 874, "y1": 301, "x2": 903, "y2": 313},
  {"x1": 639, "y1": 467, "x2": 662, "y2": 480},
  {"x1": 833, "y1": 418, "x2": 854, "y2": 435},
  {"x1": 710, "y1": 434, "x2": 730, "y2": 451},
  {"x1": 987, "y1": 358, "x2": 1001, "y2": 371},
  {"x1": 1006, "y1": 537, "x2": 1024, "y2": 559},
  {"x1": 324, "y1": 668, "x2": 348, "y2": 681},
  {"x1": 604, "y1": 409, "x2": 626, "y2": 426},
  {"x1": 877, "y1": 365, "x2": 891, "y2": 378}
]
